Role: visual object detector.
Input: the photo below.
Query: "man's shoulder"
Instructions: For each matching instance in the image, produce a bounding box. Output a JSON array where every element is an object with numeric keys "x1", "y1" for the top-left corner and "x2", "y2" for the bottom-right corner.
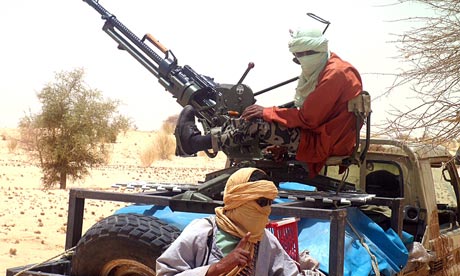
[
  {"x1": 327, "y1": 52, "x2": 356, "y2": 70},
  {"x1": 184, "y1": 216, "x2": 215, "y2": 232},
  {"x1": 194, "y1": 215, "x2": 216, "y2": 225},
  {"x1": 321, "y1": 52, "x2": 361, "y2": 82},
  {"x1": 263, "y1": 228, "x2": 282, "y2": 243}
]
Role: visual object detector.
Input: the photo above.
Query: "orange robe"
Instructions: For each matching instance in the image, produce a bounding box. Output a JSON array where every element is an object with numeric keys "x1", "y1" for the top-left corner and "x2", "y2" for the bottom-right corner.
[{"x1": 263, "y1": 52, "x2": 363, "y2": 177}]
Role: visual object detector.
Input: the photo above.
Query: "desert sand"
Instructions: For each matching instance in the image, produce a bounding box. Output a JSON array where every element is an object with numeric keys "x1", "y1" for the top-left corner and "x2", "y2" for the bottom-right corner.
[{"x1": 0, "y1": 128, "x2": 226, "y2": 274}]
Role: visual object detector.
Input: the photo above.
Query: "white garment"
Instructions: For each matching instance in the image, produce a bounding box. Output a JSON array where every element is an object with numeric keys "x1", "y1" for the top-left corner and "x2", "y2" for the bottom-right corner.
[{"x1": 156, "y1": 216, "x2": 302, "y2": 276}]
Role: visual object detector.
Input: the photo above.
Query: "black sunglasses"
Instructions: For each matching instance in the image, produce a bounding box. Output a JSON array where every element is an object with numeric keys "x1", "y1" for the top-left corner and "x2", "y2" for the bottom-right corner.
[
  {"x1": 294, "y1": 50, "x2": 319, "y2": 58},
  {"x1": 256, "y1": 198, "x2": 273, "y2": 207},
  {"x1": 292, "y1": 50, "x2": 319, "y2": 64}
]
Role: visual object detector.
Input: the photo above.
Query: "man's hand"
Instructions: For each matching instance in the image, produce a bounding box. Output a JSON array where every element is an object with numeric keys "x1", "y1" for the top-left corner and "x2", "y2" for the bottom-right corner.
[
  {"x1": 206, "y1": 232, "x2": 252, "y2": 276},
  {"x1": 241, "y1": 105, "x2": 264, "y2": 121}
]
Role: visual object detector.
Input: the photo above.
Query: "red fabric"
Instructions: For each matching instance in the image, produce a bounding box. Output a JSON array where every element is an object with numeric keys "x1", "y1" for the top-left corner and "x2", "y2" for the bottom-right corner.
[{"x1": 263, "y1": 52, "x2": 362, "y2": 177}]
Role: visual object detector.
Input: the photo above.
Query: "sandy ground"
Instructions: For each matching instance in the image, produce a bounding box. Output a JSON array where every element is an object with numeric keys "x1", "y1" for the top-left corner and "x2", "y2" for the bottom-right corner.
[{"x1": 0, "y1": 128, "x2": 226, "y2": 275}]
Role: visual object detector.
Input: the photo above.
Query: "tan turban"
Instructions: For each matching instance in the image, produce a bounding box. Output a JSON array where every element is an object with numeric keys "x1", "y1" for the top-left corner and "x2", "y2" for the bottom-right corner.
[
  {"x1": 223, "y1": 167, "x2": 278, "y2": 211},
  {"x1": 214, "y1": 167, "x2": 278, "y2": 275}
]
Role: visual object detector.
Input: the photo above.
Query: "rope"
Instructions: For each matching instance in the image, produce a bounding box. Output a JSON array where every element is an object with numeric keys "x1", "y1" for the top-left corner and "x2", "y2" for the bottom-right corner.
[
  {"x1": 12, "y1": 246, "x2": 76, "y2": 276},
  {"x1": 346, "y1": 219, "x2": 381, "y2": 276},
  {"x1": 335, "y1": 166, "x2": 350, "y2": 194}
]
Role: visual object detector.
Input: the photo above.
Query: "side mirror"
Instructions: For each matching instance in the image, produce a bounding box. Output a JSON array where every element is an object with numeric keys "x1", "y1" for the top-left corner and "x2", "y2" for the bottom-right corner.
[{"x1": 442, "y1": 167, "x2": 451, "y2": 182}]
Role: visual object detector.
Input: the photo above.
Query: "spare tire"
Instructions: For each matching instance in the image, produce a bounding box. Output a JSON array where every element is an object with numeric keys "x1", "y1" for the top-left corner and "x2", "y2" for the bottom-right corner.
[{"x1": 71, "y1": 213, "x2": 181, "y2": 276}]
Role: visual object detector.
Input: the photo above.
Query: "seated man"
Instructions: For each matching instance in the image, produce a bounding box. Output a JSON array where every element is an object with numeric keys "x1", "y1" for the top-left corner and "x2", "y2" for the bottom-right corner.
[
  {"x1": 156, "y1": 167, "x2": 302, "y2": 275},
  {"x1": 176, "y1": 27, "x2": 363, "y2": 178}
]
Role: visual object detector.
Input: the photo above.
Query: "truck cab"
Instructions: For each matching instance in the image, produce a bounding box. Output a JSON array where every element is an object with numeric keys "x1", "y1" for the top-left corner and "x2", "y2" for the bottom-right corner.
[{"x1": 322, "y1": 139, "x2": 460, "y2": 275}]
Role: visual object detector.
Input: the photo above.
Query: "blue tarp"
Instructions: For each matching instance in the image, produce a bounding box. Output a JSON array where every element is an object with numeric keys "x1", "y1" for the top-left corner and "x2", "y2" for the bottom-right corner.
[
  {"x1": 298, "y1": 207, "x2": 409, "y2": 276},
  {"x1": 279, "y1": 181, "x2": 317, "y2": 192}
]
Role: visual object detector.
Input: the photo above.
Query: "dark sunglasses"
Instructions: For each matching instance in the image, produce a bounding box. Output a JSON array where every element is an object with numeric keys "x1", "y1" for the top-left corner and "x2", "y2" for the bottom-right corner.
[
  {"x1": 294, "y1": 50, "x2": 319, "y2": 58},
  {"x1": 292, "y1": 50, "x2": 319, "y2": 64},
  {"x1": 256, "y1": 198, "x2": 273, "y2": 207}
]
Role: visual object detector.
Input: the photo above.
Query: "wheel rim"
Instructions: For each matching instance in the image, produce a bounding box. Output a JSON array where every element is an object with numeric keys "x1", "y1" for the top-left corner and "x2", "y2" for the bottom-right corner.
[{"x1": 100, "y1": 259, "x2": 156, "y2": 276}]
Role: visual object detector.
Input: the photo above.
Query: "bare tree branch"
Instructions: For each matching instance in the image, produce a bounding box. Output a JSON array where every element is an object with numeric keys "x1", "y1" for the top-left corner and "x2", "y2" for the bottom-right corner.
[{"x1": 378, "y1": 0, "x2": 460, "y2": 145}]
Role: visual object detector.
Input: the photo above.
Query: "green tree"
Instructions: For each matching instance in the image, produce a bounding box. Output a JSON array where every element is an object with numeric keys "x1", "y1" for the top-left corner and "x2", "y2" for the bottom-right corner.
[{"x1": 20, "y1": 68, "x2": 131, "y2": 189}]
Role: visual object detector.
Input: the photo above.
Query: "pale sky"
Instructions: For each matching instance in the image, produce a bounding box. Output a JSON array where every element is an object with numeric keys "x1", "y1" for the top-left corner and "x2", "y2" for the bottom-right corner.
[{"x1": 0, "y1": 0, "x2": 428, "y2": 131}]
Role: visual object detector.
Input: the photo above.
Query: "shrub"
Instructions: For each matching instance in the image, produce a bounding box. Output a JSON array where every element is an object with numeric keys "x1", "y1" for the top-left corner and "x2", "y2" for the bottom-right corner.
[
  {"x1": 7, "y1": 138, "x2": 18, "y2": 153},
  {"x1": 154, "y1": 131, "x2": 176, "y2": 160},
  {"x1": 139, "y1": 131, "x2": 176, "y2": 167},
  {"x1": 19, "y1": 68, "x2": 131, "y2": 189},
  {"x1": 161, "y1": 114, "x2": 179, "y2": 134},
  {"x1": 140, "y1": 143, "x2": 158, "y2": 167}
]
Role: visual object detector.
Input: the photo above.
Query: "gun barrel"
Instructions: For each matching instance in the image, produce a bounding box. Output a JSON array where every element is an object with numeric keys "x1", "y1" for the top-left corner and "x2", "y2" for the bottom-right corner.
[
  {"x1": 83, "y1": 0, "x2": 167, "y2": 78},
  {"x1": 82, "y1": 0, "x2": 247, "y2": 131}
]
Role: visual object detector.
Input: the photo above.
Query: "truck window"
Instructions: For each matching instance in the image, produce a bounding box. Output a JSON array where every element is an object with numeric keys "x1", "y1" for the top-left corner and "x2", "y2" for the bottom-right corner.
[
  {"x1": 432, "y1": 165, "x2": 459, "y2": 231},
  {"x1": 365, "y1": 161, "x2": 403, "y2": 198},
  {"x1": 323, "y1": 161, "x2": 403, "y2": 197},
  {"x1": 432, "y1": 166, "x2": 457, "y2": 208},
  {"x1": 322, "y1": 164, "x2": 360, "y2": 187}
]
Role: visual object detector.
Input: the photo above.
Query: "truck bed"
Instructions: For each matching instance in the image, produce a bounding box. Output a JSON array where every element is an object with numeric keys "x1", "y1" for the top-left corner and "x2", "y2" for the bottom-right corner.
[{"x1": 6, "y1": 187, "x2": 403, "y2": 276}]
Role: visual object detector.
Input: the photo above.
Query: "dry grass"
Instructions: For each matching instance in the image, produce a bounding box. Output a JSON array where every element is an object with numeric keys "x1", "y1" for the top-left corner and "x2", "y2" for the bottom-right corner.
[
  {"x1": 139, "y1": 117, "x2": 178, "y2": 167},
  {"x1": 7, "y1": 138, "x2": 18, "y2": 153},
  {"x1": 139, "y1": 131, "x2": 176, "y2": 167},
  {"x1": 1, "y1": 130, "x2": 20, "y2": 153},
  {"x1": 140, "y1": 142, "x2": 157, "y2": 167},
  {"x1": 161, "y1": 114, "x2": 178, "y2": 134}
]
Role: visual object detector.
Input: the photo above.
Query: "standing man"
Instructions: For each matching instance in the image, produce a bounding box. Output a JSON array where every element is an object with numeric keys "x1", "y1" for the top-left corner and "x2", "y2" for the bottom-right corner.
[{"x1": 175, "y1": 27, "x2": 363, "y2": 177}]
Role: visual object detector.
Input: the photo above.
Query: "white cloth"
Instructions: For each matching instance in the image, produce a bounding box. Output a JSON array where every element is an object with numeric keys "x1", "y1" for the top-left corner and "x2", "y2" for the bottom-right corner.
[
  {"x1": 156, "y1": 216, "x2": 302, "y2": 276},
  {"x1": 288, "y1": 28, "x2": 329, "y2": 107}
]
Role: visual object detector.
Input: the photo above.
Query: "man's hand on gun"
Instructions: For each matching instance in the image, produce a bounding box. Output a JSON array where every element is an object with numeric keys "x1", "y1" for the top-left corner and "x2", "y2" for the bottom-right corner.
[{"x1": 241, "y1": 105, "x2": 264, "y2": 121}]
